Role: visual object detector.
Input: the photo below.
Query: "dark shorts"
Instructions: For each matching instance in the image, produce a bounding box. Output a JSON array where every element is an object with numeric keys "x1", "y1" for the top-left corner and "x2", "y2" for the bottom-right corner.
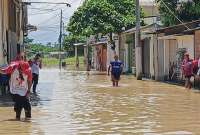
[
  {"x1": 32, "y1": 73, "x2": 39, "y2": 84},
  {"x1": 111, "y1": 72, "x2": 121, "y2": 81},
  {"x1": 12, "y1": 94, "x2": 31, "y2": 118},
  {"x1": 185, "y1": 75, "x2": 192, "y2": 79}
]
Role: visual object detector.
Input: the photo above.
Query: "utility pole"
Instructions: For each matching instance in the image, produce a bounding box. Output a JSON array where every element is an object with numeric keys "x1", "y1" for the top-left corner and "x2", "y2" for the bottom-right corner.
[
  {"x1": 59, "y1": 9, "x2": 63, "y2": 70},
  {"x1": 23, "y1": 2, "x2": 70, "y2": 70},
  {"x1": 135, "y1": 0, "x2": 142, "y2": 80}
]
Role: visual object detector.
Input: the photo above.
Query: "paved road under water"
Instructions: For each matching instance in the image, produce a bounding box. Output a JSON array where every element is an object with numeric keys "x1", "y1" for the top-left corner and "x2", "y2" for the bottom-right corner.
[{"x1": 0, "y1": 69, "x2": 200, "y2": 135}]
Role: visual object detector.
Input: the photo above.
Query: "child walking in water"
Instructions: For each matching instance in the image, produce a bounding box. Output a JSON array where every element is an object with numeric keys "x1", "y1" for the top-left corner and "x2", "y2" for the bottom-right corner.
[
  {"x1": 31, "y1": 54, "x2": 42, "y2": 94},
  {"x1": 182, "y1": 53, "x2": 193, "y2": 89},
  {"x1": 108, "y1": 55, "x2": 123, "y2": 87}
]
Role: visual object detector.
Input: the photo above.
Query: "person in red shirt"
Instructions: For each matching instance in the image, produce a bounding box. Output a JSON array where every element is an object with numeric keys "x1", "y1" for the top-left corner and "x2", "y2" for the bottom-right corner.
[
  {"x1": 182, "y1": 53, "x2": 193, "y2": 89},
  {"x1": 0, "y1": 60, "x2": 32, "y2": 120}
]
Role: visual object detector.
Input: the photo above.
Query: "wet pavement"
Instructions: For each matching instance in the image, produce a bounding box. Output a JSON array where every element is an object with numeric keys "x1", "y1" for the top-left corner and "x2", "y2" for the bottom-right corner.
[{"x1": 1, "y1": 69, "x2": 200, "y2": 135}]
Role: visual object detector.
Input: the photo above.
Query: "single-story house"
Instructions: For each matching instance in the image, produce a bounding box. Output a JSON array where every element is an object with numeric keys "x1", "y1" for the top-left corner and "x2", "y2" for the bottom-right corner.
[
  {"x1": 121, "y1": 23, "x2": 160, "y2": 79},
  {"x1": 90, "y1": 34, "x2": 120, "y2": 71},
  {"x1": 155, "y1": 20, "x2": 200, "y2": 81}
]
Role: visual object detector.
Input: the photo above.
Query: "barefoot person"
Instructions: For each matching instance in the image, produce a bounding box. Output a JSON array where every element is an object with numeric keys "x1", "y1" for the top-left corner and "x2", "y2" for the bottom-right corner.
[
  {"x1": 108, "y1": 55, "x2": 123, "y2": 87},
  {"x1": 0, "y1": 59, "x2": 32, "y2": 120},
  {"x1": 182, "y1": 53, "x2": 193, "y2": 89},
  {"x1": 31, "y1": 54, "x2": 42, "y2": 94}
]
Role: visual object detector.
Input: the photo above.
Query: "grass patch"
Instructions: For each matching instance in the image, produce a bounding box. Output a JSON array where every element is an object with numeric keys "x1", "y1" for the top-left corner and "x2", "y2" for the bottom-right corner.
[{"x1": 42, "y1": 56, "x2": 86, "y2": 70}]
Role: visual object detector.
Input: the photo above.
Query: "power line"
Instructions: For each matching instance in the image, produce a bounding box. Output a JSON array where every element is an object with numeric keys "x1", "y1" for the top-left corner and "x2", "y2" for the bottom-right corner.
[
  {"x1": 159, "y1": 0, "x2": 190, "y2": 30},
  {"x1": 29, "y1": 7, "x2": 60, "y2": 12},
  {"x1": 24, "y1": 2, "x2": 71, "y2": 7},
  {"x1": 37, "y1": 13, "x2": 60, "y2": 25},
  {"x1": 29, "y1": 10, "x2": 59, "y2": 16}
]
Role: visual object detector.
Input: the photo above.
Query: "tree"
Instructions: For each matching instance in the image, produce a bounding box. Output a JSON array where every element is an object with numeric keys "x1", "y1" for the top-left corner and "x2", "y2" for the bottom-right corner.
[
  {"x1": 63, "y1": 34, "x2": 86, "y2": 56},
  {"x1": 67, "y1": 0, "x2": 143, "y2": 37},
  {"x1": 156, "y1": 0, "x2": 200, "y2": 26},
  {"x1": 24, "y1": 37, "x2": 34, "y2": 44},
  {"x1": 24, "y1": 37, "x2": 58, "y2": 58}
]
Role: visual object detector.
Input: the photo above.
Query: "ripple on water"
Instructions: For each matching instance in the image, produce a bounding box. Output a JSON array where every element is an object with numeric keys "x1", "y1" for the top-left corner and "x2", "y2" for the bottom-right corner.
[{"x1": 1, "y1": 70, "x2": 200, "y2": 134}]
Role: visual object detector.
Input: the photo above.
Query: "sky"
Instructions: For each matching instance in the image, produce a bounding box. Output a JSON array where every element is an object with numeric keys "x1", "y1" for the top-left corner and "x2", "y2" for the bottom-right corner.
[
  {"x1": 27, "y1": 0, "x2": 154, "y2": 44},
  {"x1": 27, "y1": 0, "x2": 83, "y2": 44}
]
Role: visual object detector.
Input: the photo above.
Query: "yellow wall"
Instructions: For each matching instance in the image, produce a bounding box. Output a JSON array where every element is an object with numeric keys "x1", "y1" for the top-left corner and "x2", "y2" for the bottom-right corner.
[{"x1": 0, "y1": 0, "x2": 9, "y2": 65}]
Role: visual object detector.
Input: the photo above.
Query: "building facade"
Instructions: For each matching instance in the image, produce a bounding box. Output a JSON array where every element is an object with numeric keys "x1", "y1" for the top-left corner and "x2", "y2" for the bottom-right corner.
[{"x1": 0, "y1": 0, "x2": 28, "y2": 65}]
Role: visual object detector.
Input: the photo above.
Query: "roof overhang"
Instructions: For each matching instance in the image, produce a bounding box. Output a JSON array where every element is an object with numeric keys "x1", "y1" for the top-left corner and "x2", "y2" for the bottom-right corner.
[
  {"x1": 90, "y1": 41, "x2": 107, "y2": 46},
  {"x1": 156, "y1": 20, "x2": 200, "y2": 35},
  {"x1": 122, "y1": 23, "x2": 161, "y2": 35},
  {"x1": 74, "y1": 43, "x2": 85, "y2": 46}
]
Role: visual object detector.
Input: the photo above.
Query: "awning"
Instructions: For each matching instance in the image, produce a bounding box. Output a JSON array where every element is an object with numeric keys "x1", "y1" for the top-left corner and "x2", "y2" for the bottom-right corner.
[
  {"x1": 158, "y1": 34, "x2": 184, "y2": 40},
  {"x1": 74, "y1": 43, "x2": 85, "y2": 46},
  {"x1": 90, "y1": 42, "x2": 107, "y2": 46}
]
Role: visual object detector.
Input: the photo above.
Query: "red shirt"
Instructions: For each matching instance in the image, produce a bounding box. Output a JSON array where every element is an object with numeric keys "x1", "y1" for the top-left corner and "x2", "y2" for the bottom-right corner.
[
  {"x1": 182, "y1": 59, "x2": 193, "y2": 76},
  {"x1": 3, "y1": 61, "x2": 32, "y2": 82}
]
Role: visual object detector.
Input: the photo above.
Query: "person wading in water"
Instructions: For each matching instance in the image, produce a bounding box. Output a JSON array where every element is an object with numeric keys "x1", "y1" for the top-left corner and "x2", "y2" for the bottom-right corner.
[
  {"x1": 182, "y1": 53, "x2": 193, "y2": 89},
  {"x1": 31, "y1": 54, "x2": 42, "y2": 94},
  {"x1": 0, "y1": 57, "x2": 32, "y2": 120},
  {"x1": 108, "y1": 55, "x2": 123, "y2": 87}
]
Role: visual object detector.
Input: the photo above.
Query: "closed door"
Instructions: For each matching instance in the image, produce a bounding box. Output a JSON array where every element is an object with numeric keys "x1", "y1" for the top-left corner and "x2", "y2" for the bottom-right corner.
[
  {"x1": 102, "y1": 46, "x2": 107, "y2": 71},
  {"x1": 142, "y1": 38, "x2": 150, "y2": 78}
]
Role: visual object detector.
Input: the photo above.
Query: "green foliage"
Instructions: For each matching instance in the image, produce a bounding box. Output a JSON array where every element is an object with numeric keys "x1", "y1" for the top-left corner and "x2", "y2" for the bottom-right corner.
[
  {"x1": 24, "y1": 37, "x2": 58, "y2": 58},
  {"x1": 156, "y1": 0, "x2": 200, "y2": 26},
  {"x1": 42, "y1": 56, "x2": 85, "y2": 70},
  {"x1": 126, "y1": 34, "x2": 134, "y2": 45},
  {"x1": 67, "y1": 0, "x2": 142, "y2": 36},
  {"x1": 63, "y1": 34, "x2": 86, "y2": 56},
  {"x1": 27, "y1": 44, "x2": 58, "y2": 54},
  {"x1": 24, "y1": 37, "x2": 34, "y2": 44}
]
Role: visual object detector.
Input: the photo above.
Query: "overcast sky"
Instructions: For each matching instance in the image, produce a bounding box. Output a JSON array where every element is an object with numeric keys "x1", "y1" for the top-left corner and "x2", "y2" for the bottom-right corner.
[{"x1": 27, "y1": 0, "x2": 154, "y2": 44}]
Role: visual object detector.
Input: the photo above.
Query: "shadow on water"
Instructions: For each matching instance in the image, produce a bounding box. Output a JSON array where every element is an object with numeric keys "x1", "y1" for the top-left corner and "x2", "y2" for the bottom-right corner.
[
  {"x1": 0, "y1": 93, "x2": 42, "y2": 107},
  {"x1": 1, "y1": 118, "x2": 32, "y2": 123}
]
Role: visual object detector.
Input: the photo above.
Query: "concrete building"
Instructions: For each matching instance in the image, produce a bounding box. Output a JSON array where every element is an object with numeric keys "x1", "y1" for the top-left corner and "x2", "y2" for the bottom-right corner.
[
  {"x1": 119, "y1": 0, "x2": 160, "y2": 76},
  {"x1": 90, "y1": 34, "x2": 120, "y2": 71},
  {"x1": 155, "y1": 20, "x2": 200, "y2": 81},
  {"x1": 121, "y1": 23, "x2": 160, "y2": 78},
  {"x1": 0, "y1": 0, "x2": 28, "y2": 65}
]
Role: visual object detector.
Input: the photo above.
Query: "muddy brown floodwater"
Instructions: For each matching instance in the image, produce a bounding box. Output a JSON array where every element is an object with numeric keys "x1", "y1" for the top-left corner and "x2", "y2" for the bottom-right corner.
[{"x1": 0, "y1": 69, "x2": 200, "y2": 135}]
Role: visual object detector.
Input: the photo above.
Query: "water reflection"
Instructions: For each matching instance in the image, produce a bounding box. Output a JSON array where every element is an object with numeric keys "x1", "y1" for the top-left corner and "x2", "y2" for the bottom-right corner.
[{"x1": 0, "y1": 69, "x2": 200, "y2": 134}]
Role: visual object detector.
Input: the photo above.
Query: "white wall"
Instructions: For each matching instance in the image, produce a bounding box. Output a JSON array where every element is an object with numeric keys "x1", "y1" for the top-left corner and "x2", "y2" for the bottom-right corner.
[
  {"x1": 149, "y1": 35, "x2": 155, "y2": 77},
  {"x1": 177, "y1": 35, "x2": 194, "y2": 59}
]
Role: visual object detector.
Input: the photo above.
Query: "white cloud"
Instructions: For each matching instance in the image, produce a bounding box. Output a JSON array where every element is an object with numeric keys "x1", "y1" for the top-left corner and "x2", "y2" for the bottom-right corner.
[
  {"x1": 28, "y1": 0, "x2": 83, "y2": 44},
  {"x1": 28, "y1": 0, "x2": 154, "y2": 44}
]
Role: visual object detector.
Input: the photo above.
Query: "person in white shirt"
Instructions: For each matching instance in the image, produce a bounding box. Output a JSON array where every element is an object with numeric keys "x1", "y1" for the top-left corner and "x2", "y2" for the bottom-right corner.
[
  {"x1": 197, "y1": 56, "x2": 200, "y2": 76},
  {"x1": 0, "y1": 60, "x2": 32, "y2": 120},
  {"x1": 31, "y1": 54, "x2": 42, "y2": 93}
]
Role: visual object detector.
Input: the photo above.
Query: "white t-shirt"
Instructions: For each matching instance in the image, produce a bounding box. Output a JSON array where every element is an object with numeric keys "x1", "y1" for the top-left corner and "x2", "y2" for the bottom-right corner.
[
  {"x1": 10, "y1": 69, "x2": 28, "y2": 96},
  {"x1": 31, "y1": 62, "x2": 40, "y2": 75},
  {"x1": 198, "y1": 58, "x2": 200, "y2": 68}
]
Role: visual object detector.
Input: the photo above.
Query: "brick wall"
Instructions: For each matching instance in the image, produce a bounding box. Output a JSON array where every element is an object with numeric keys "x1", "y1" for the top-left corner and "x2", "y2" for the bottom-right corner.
[{"x1": 195, "y1": 30, "x2": 200, "y2": 59}]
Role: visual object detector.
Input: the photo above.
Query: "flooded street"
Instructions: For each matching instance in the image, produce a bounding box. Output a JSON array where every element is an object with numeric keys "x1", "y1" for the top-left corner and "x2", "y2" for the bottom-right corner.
[{"x1": 1, "y1": 69, "x2": 200, "y2": 135}]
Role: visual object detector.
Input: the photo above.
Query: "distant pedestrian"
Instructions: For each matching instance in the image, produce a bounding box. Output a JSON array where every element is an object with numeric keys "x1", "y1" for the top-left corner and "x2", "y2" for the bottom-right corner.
[
  {"x1": 0, "y1": 59, "x2": 32, "y2": 120},
  {"x1": 108, "y1": 55, "x2": 123, "y2": 87},
  {"x1": 31, "y1": 54, "x2": 42, "y2": 94},
  {"x1": 86, "y1": 58, "x2": 92, "y2": 76},
  {"x1": 182, "y1": 53, "x2": 193, "y2": 89}
]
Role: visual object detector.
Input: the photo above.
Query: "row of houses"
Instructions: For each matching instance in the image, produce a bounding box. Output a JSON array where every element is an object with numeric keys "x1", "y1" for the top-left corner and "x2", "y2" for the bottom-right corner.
[
  {"x1": 0, "y1": 0, "x2": 29, "y2": 66},
  {"x1": 90, "y1": 20, "x2": 200, "y2": 81},
  {"x1": 89, "y1": 1, "x2": 200, "y2": 82}
]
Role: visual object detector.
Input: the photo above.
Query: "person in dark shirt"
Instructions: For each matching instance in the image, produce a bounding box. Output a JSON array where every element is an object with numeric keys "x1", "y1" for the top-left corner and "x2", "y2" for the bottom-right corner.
[{"x1": 108, "y1": 55, "x2": 123, "y2": 87}]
